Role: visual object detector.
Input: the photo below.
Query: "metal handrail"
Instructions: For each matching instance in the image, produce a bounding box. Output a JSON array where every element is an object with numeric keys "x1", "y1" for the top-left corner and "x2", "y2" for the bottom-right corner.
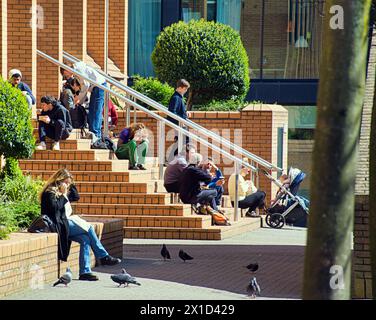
[
  {"x1": 62, "y1": 51, "x2": 283, "y2": 172},
  {"x1": 37, "y1": 49, "x2": 257, "y2": 172}
]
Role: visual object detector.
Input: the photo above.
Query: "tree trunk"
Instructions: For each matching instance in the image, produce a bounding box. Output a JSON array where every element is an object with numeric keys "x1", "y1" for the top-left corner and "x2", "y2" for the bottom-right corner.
[{"x1": 303, "y1": 0, "x2": 371, "y2": 299}]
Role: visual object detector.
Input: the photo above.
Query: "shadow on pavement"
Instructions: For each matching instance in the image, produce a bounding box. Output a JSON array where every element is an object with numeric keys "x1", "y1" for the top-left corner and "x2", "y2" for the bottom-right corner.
[{"x1": 95, "y1": 244, "x2": 304, "y2": 299}]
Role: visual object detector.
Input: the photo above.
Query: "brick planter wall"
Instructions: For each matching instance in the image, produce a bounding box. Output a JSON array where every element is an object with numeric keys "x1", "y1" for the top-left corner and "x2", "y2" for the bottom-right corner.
[
  {"x1": 114, "y1": 105, "x2": 288, "y2": 202},
  {"x1": 353, "y1": 195, "x2": 372, "y2": 299},
  {"x1": 0, "y1": 218, "x2": 123, "y2": 298}
]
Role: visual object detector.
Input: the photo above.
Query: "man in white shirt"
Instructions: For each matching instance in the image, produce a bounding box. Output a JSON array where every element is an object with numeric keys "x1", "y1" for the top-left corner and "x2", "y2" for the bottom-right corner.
[{"x1": 61, "y1": 62, "x2": 107, "y2": 142}]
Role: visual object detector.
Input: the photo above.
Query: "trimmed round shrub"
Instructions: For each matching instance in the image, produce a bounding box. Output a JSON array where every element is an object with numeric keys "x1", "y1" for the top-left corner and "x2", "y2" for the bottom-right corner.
[
  {"x1": 132, "y1": 75, "x2": 174, "y2": 107},
  {"x1": 152, "y1": 19, "x2": 250, "y2": 108},
  {"x1": 0, "y1": 77, "x2": 35, "y2": 177}
]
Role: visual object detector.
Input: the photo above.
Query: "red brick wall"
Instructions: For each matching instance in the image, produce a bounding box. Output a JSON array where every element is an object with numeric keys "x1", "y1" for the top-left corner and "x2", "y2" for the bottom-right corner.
[
  {"x1": 109, "y1": 0, "x2": 127, "y2": 74},
  {"x1": 63, "y1": 0, "x2": 86, "y2": 60},
  {"x1": 7, "y1": 0, "x2": 37, "y2": 91},
  {"x1": 87, "y1": 0, "x2": 105, "y2": 68},
  {"x1": 36, "y1": 0, "x2": 63, "y2": 103},
  {"x1": 1, "y1": 0, "x2": 7, "y2": 79},
  {"x1": 115, "y1": 105, "x2": 288, "y2": 202}
]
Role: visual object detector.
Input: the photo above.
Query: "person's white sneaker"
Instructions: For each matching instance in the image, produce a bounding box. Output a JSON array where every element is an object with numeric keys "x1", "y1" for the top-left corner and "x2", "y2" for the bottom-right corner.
[
  {"x1": 52, "y1": 141, "x2": 60, "y2": 151},
  {"x1": 36, "y1": 141, "x2": 46, "y2": 150}
]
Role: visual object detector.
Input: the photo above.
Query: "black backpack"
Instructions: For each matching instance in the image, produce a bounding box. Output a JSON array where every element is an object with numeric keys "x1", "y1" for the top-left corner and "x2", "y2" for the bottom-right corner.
[
  {"x1": 69, "y1": 104, "x2": 88, "y2": 129},
  {"x1": 91, "y1": 136, "x2": 117, "y2": 152}
]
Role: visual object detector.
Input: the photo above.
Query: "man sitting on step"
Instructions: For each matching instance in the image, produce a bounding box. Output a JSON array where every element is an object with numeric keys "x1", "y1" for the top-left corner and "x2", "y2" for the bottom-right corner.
[{"x1": 36, "y1": 96, "x2": 73, "y2": 151}]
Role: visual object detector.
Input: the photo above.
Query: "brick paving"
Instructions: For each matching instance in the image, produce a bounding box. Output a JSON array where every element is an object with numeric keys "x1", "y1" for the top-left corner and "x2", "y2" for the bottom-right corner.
[{"x1": 95, "y1": 243, "x2": 304, "y2": 299}]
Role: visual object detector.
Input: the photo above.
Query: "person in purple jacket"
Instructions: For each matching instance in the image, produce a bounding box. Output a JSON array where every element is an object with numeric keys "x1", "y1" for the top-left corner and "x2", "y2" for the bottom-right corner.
[{"x1": 115, "y1": 123, "x2": 149, "y2": 170}]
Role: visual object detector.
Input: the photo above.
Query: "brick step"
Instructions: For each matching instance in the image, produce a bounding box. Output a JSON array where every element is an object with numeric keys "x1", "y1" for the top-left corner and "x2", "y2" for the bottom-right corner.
[
  {"x1": 43, "y1": 139, "x2": 92, "y2": 150},
  {"x1": 31, "y1": 150, "x2": 112, "y2": 161},
  {"x1": 72, "y1": 203, "x2": 192, "y2": 217},
  {"x1": 123, "y1": 217, "x2": 261, "y2": 240},
  {"x1": 33, "y1": 128, "x2": 90, "y2": 140},
  {"x1": 23, "y1": 169, "x2": 160, "y2": 183},
  {"x1": 81, "y1": 214, "x2": 213, "y2": 229},
  {"x1": 19, "y1": 159, "x2": 129, "y2": 172},
  {"x1": 73, "y1": 181, "x2": 166, "y2": 193},
  {"x1": 78, "y1": 193, "x2": 171, "y2": 205}
]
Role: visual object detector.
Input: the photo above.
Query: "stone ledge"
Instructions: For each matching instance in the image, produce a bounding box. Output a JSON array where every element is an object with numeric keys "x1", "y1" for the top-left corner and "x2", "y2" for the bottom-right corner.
[{"x1": 0, "y1": 218, "x2": 123, "y2": 299}]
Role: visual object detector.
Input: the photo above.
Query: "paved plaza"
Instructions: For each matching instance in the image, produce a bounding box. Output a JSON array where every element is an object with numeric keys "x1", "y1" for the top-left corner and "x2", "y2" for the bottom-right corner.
[{"x1": 4, "y1": 226, "x2": 306, "y2": 300}]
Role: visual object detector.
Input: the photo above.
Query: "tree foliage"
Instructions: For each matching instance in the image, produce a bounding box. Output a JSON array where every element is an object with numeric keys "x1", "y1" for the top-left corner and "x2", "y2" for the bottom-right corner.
[
  {"x1": 152, "y1": 19, "x2": 250, "y2": 109},
  {"x1": 0, "y1": 77, "x2": 35, "y2": 163}
]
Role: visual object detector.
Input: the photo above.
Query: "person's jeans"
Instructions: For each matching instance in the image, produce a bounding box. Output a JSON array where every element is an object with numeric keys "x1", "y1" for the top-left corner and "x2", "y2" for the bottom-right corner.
[
  {"x1": 68, "y1": 220, "x2": 108, "y2": 275},
  {"x1": 213, "y1": 185, "x2": 224, "y2": 206},
  {"x1": 197, "y1": 189, "x2": 218, "y2": 211},
  {"x1": 115, "y1": 139, "x2": 149, "y2": 166},
  {"x1": 88, "y1": 83, "x2": 106, "y2": 140},
  {"x1": 38, "y1": 119, "x2": 70, "y2": 142}
]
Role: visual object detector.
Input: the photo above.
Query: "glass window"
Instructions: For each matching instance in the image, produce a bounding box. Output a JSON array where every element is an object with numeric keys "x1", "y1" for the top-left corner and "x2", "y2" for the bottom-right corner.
[
  {"x1": 285, "y1": 105, "x2": 316, "y2": 140},
  {"x1": 216, "y1": 0, "x2": 242, "y2": 31},
  {"x1": 181, "y1": 0, "x2": 204, "y2": 21},
  {"x1": 128, "y1": 0, "x2": 162, "y2": 77},
  {"x1": 240, "y1": 0, "x2": 324, "y2": 80},
  {"x1": 207, "y1": 0, "x2": 217, "y2": 21}
]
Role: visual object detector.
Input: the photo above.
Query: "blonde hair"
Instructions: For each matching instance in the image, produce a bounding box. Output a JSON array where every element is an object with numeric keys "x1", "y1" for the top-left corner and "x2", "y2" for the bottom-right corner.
[
  {"x1": 40, "y1": 168, "x2": 74, "y2": 201},
  {"x1": 129, "y1": 123, "x2": 145, "y2": 139}
]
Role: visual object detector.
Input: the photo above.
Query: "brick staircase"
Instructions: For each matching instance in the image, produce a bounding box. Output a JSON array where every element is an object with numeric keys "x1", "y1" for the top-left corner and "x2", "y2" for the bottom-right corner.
[{"x1": 20, "y1": 122, "x2": 260, "y2": 240}]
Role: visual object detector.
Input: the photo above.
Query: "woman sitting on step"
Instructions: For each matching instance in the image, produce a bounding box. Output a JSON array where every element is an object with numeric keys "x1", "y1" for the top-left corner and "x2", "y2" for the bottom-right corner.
[
  {"x1": 115, "y1": 122, "x2": 149, "y2": 170},
  {"x1": 40, "y1": 168, "x2": 121, "y2": 281}
]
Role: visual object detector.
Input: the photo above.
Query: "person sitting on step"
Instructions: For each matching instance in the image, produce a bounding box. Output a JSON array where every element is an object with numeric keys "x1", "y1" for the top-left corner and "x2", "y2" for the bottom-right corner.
[
  {"x1": 40, "y1": 168, "x2": 121, "y2": 281},
  {"x1": 115, "y1": 123, "x2": 149, "y2": 170},
  {"x1": 203, "y1": 157, "x2": 226, "y2": 214},
  {"x1": 8, "y1": 69, "x2": 35, "y2": 109},
  {"x1": 228, "y1": 158, "x2": 266, "y2": 217},
  {"x1": 36, "y1": 96, "x2": 73, "y2": 151},
  {"x1": 179, "y1": 153, "x2": 219, "y2": 215},
  {"x1": 163, "y1": 145, "x2": 196, "y2": 193}
]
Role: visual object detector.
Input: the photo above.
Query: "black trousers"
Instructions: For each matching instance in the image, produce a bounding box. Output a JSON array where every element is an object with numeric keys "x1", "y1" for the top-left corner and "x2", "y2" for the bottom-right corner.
[
  {"x1": 231, "y1": 191, "x2": 266, "y2": 212},
  {"x1": 164, "y1": 181, "x2": 180, "y2": 193},
  {"x1": 38, "y1": 120, "x2": 70, "y2": 142}
]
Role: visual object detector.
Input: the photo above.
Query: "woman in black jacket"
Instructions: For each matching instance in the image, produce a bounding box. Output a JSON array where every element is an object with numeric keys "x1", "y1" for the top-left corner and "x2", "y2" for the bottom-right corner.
[{"x1": 40, "y1": 168, "x2": 121, "y2": 281}]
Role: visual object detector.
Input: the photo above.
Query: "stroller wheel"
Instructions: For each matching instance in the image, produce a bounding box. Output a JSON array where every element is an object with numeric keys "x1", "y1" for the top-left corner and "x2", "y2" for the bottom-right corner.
[{"x1": 266, "y1": 213, "x2": 285, "y2": 229}]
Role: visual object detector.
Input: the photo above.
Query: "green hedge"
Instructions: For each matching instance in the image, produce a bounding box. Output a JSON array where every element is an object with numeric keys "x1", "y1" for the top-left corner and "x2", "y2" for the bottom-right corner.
[
  {"x1": 132, "y1": 76, "x2": 174, "y2": 107},
  {"x1": 152, "y1": 19, "x2": 250, "y2": 108},
  {"x1": 0, "y1": 174, "x2": 44, "y2": 239}
]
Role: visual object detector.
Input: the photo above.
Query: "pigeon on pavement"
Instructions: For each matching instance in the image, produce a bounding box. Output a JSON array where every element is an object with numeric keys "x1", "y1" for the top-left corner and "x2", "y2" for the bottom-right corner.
[
  {"x1": 179, "y1": 249, "x2": 193, "y2": 262},
  {"x1": 161, "y1": 244, "x2": 171, "y2": 261},
  {"x1": 245, "y1": 262, "x2": 259, "y2": 273},
  {"x1": 246, "y1": 277, "x2": 261, "y2": 298},
  {"x1": 111, "y1": 269, "x2": 141, "y2": 287},
  {"x1": 53, "y1": 267, "x2": 72, "y2": 287}
]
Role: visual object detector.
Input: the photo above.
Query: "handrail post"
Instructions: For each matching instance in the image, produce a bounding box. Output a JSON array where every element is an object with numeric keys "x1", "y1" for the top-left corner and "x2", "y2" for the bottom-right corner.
[
  {"x1": 158, "y1": 121, "x2": 165, "y2": 180},
  {"x1": 234, "y1": 161, "x2": 240, "y2": 222},
  {"x1": 103, "y1": 0, "x2": 109, "y2": 138},
  {"x1": 133, "y1": 96, "x2": 137, "y2": 124},
  {"x1": 126, "y1": 99, "x2": 131, "y2": 128},
  {"x1": 178, "y1": 122, "x2": 184, "y2": 154}
]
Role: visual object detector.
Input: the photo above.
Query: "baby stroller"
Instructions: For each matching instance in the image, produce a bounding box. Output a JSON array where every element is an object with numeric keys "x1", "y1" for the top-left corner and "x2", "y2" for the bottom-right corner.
[{"x1": 263, "y1": 167, "x2": 309, "y2": 229}]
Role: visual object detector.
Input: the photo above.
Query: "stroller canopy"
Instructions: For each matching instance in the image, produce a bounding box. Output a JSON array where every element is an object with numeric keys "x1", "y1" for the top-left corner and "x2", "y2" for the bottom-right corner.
[{"x1": 288, "y1": 167, "x2": 306, "y2": 196}]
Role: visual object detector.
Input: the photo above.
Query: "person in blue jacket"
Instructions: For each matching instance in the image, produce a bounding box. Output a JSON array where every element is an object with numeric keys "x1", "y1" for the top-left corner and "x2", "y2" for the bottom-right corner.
[
  {"x1": 166, "y1": 79, "x2": 191, "y2": 162},
  {"x1": 8, "y1": 69, "x2": 35, "y2": 109},
  {"x1": 204, "y1": 158, "x2": 226, "y2": 213}
]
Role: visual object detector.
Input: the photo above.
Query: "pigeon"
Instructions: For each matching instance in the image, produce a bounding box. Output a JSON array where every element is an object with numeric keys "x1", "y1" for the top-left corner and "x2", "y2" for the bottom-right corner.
[
  {"x1": 245, "y1": 262, "x2": 259, "y2": 273},
  {"x1": 161, "y1": 244, "x2": 171, "y2": 261},
  {"x1": 53, "y1": 267, "x2": 72, "y2": 287},
  {"x1": 246, "y1": 277, "x2": 261, "y2": 298},
  {"x1": 179, "y1": 249, "x2": 193, "y2": 262},
  {"x1": 111, "y1": 269, "x2": 141, "y2": 287}
]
